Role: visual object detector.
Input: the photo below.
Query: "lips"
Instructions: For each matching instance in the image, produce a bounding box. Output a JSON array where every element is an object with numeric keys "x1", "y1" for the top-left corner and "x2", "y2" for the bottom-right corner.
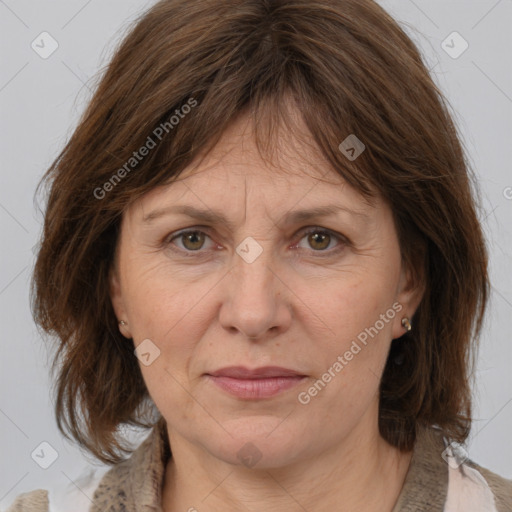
[
  {"x1": 205, "y1": 366, "x2": 307, "y2": 399},
  {"x1": 207, "y1": 366, "x2": 306, "y2": 379}
]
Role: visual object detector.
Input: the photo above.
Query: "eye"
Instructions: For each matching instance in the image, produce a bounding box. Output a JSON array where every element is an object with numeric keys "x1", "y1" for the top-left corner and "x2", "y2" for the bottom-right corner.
[
  {"x1": 165, "y1": 227, "x2": 347, "y2": 257},
  {"x1": 167, "y1": 229, "x2": 215, "y2": 253},
  {"x1": 295, "y1": 228, "x2": 346, "y2": 254}
]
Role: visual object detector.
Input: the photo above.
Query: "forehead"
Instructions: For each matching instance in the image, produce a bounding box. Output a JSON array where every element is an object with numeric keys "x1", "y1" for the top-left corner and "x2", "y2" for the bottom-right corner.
[
  {"x1": 185, "y1": 110, "x2": 333, "y2": 179},
  {"x1": 132, "y1": 111, "x2": 375, "y2": 217}
]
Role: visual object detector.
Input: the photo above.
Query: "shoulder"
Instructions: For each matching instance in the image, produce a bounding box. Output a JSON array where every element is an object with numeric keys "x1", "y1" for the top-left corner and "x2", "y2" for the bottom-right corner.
[
  {"x1": 3, "y1": 490, "x2": 48, "y2": 512},
  {"x1": 393, "y1": 427, "x2": 511, "y2": 512},
  {"x1": 3, "y1": 467, "x2": 109, "y2": 512},
  {"x1": 441, "y1": 440, "x2": 512, "y2": 512},
  {"x1": 459, "y1": 460, "x2": 512, "y2": 512},
  {"x1": 3, "y1": 421, "x2": 169, "y2": 512}
]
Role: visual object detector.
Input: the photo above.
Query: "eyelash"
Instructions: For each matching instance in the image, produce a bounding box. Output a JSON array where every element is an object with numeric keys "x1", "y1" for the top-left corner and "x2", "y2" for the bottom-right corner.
[{"x1": 164, "y1": 227, "x2": 348, "y2": 258}]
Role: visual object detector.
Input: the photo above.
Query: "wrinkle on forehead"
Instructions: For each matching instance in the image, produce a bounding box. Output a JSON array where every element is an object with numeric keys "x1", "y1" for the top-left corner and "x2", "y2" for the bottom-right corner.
[
  {"x1": 171, "y1": 95, "x2": 345, "y2": 188},
  {"x1": 128, "y1": 94, "x2": 377, "y2": 224}
]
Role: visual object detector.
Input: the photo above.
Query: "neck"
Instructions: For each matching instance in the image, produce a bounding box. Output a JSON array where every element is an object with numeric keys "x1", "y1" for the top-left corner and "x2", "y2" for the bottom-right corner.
[{"x1": 161, "y1": 422, "x2": 412, "y2": 512}]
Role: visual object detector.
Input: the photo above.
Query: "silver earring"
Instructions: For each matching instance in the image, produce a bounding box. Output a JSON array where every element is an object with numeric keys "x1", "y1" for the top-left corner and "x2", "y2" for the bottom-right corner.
[
  {"x1": 119, "y1": 320, "x2": 127, "y2": 326},
  {"x1": 401, "y1": 317, "x2": 412, "y2": 332}
]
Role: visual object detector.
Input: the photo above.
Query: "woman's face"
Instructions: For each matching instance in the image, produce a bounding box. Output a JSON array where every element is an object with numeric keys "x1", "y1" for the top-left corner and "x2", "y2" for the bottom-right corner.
[{"x1": 110, "y1": 113, "x2": 421, "y2": 468}]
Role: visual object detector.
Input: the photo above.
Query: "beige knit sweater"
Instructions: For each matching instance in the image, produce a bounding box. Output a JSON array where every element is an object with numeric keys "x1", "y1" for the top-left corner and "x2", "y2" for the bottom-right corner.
[{"x1": 5, "y1": 421, "x2": 512, "y2": 511}]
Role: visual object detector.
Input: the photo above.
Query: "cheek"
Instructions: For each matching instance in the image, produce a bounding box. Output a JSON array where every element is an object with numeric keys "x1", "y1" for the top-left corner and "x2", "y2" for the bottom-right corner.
[
  {"x1": 122, "y1": 258, "x2": 210, "y2": 337},
  {"x1": 299, "y1": 272, "x2": 399, "y2": 398},
  {"x1": 125, "y1": 270, "x2": 219, "y2": 384},
  {"x1": 297, "y1": 281, "x2": 395, "y2": 422},
  {"x1": 316, "y1": 278, "x2": 395, "y2": 342}
]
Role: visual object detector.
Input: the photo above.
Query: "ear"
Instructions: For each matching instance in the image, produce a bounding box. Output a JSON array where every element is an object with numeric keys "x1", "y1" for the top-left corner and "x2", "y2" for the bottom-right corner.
[
  {"x1": 109, "y1": 264, "x2": 132, "y2": 339},
  {"x1": 391, "y1": 260, "x2": 425, "y2": 340}
]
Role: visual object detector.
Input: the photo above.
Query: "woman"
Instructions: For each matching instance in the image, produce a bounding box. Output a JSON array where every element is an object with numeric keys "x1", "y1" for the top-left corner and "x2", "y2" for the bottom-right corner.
[{"x1": 7, "y1": 0, "x2": 511, "y2": 510}]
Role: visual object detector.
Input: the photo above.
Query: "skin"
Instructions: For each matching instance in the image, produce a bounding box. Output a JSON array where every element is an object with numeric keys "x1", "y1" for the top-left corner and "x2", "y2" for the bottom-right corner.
[{"x1": 110, "y1": 110, "x2": 424, "y2": 512}]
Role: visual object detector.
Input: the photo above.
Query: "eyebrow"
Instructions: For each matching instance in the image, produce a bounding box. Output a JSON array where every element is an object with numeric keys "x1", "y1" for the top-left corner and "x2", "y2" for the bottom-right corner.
[{"x1": 142, "y1": 204, "x2": 370, "y2": 230}]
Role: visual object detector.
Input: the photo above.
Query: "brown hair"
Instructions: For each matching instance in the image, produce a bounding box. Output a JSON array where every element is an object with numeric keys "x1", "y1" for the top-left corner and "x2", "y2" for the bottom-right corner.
[{"x1": 32, "y1": 0, "x2": 488, "y2": 464}]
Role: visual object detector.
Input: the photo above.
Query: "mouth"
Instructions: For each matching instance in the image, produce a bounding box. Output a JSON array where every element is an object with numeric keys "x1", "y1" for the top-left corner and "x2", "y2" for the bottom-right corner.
[{"x1": 205, "y1": 366, "x2": 307, "y2": 399}]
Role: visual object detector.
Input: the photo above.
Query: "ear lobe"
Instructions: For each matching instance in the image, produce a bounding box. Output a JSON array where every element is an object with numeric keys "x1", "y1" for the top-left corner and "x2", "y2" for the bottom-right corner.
[
  {"x1": 109, "y1": 266, "x2": 132, "y2": 338},
  {"x1": 392, "y1": 263, "x2": 425, "y2": 339}
]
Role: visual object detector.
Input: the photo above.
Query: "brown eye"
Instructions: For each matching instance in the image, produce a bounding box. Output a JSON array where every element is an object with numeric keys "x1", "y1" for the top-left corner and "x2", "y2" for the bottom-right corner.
[
  {"x1": 307, "y1": 231, "x2": 331, "y2": 250},
  {"x1": 165, "y1": 229, "x2": 216, "y2": 258},
  {"x1": 295, "y1": 228, "x2": 346, "y2": 255},
  {"x1": 179, "y1": 231, "x2": 206, "y2": 251}
]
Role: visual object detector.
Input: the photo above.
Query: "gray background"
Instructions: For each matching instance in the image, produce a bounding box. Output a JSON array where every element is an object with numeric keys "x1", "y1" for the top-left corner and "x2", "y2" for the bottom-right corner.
[{"x1": 1, "y1": 0, "x2": 511, "y2": 506}]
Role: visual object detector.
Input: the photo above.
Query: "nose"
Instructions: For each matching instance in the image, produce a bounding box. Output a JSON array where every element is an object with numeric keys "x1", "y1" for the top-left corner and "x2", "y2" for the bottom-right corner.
[{"x1": 218, "y1": 246, "x2": 292, "y2": 341}]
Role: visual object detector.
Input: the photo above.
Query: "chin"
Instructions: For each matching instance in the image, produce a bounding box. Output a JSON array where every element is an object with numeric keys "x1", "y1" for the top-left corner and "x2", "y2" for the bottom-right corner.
[{"x1": 203, "y1": 417, "x2": 308, "y2": 469}]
